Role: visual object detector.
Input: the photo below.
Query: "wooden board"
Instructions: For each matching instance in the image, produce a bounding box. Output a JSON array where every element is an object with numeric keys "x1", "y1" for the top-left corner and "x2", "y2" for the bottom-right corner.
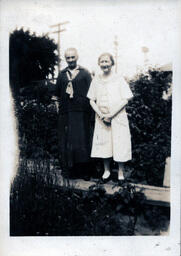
[
  {"x1": 19, "y1": 159, "x2": 170, "y2": 207},
  {"x1": 58, "y1": 177, "x2": 170, "y2": 207}
]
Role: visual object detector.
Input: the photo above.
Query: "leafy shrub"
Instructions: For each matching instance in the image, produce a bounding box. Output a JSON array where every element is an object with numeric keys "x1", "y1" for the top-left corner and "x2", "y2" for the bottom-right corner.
[
  {"x1": 126, "y1": 69, "x2": 172, "y2": 186},
  {"x1": 10, "y1": 28, "x2": 58, "y2": 96},
  {"x1": 15, "y1": 86, "x2": 59, "y2": 160}
]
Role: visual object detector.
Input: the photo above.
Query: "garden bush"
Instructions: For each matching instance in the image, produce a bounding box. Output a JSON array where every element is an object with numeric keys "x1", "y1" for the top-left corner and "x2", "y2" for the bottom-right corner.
[
  {"x1": 126, "y1": 69, "x2": 172, "y2": 186},
  {"x1": 10, "y1": 28, "x2": 58, "y2": 96},
  {"x1": 15, "y1": 83, "x2": 59, "y2": 160}
]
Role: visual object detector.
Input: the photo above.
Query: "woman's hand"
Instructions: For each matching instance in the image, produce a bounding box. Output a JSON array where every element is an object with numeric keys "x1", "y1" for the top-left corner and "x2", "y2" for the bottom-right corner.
[
  {"x1": 103, "y1": 117, "x2": 111, "y2": 125},
  {"x1": 103, "y1": 117, "x2": 111, "y2": 123},
  {"x1": 103, "y1": 113, "x2": 114, "y2": 119},
  {"x1": 98, "y1": 113, "x2": 112, "y2": 125},
  {"x1": 98, "y1": 113, "x2": 105, "y2": 121},
  {"x1": 98, "y1": 114, "x2": 111, "y2": 124}
]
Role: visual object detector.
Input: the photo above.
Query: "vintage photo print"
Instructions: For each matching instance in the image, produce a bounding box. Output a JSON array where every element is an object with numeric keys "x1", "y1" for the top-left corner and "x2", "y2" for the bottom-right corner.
[{"x1": 0, "y1": 0, "x2": 180, "y2": 255}]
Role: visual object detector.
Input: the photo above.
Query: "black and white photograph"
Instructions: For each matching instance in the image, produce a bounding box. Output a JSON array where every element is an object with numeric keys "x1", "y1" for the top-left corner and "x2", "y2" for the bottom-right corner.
[{"x1": 0, "y1": 0, "x2": 180, "y2": 255}]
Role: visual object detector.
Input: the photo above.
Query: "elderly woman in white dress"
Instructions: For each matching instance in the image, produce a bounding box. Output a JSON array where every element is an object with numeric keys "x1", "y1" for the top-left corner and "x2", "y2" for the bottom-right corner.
[{"x1": 87, "y1": 53, "x2": 133, "y2": 182}]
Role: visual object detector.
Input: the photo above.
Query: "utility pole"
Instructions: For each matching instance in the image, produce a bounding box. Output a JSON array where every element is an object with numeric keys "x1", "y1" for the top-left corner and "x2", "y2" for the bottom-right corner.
[
  {"x1": 114, "y1": 35, "x2": 118, "y2": 73},
  {"x1": 49, "y1": 21, "x2": 70, "y2": 71},
  {"x1": 141, "y1": 46, "x2": 149, "y2": 67}
]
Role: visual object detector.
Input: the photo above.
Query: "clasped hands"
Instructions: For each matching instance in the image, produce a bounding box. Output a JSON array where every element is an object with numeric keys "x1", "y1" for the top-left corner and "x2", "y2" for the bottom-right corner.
[{"x1": 99, "y1": 113, "x2": 113, "y2": 125}]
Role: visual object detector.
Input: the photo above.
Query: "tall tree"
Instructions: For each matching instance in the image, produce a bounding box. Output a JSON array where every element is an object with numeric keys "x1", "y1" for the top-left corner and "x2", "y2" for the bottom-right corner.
[{"x1": 10, "y1": 28, "x2": 58, "y2": 95}]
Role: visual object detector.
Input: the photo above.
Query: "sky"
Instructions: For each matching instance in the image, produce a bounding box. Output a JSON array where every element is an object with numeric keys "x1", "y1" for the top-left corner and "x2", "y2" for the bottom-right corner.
[{"x1": 1, "y1": 0, "x2": 179, "y2": 77}]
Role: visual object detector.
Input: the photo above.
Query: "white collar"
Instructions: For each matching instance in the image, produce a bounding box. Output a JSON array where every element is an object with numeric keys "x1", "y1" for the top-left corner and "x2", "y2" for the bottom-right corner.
[{"x1": 68, "y1": 65, "x2": 80, "y2": 73}]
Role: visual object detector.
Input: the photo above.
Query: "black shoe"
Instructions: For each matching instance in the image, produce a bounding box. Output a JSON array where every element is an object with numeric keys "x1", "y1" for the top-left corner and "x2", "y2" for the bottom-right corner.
[
  {"x1": 83, "y1": 175, "x2": 91, "y2": 181},
  {"x1": 117, "y1": 178, "x2": 128, "y2": 186},
  {"x1": 61, "y1": 170, "x2": 70, "y2": 179}
]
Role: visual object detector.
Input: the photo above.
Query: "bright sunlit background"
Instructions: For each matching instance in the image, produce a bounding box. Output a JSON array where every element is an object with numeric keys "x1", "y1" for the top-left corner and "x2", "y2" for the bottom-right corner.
[{"x1": 4, "y1": 0, "x2": 178, "y2": 77}]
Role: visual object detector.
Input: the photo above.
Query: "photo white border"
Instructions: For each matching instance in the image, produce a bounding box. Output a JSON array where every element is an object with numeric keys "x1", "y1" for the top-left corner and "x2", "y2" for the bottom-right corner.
[{"x1": 0, "y1": 0, "x2": 180, "y2": 255}]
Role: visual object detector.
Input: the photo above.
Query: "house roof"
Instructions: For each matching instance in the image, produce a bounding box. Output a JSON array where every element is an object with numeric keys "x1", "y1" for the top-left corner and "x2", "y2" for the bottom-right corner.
[{"x1": 159, "y1": 63, "x2": 172, "y2": 71}]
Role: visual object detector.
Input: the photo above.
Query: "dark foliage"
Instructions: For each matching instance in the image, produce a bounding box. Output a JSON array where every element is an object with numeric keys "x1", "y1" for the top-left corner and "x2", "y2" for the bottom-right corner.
[
  {"x1": 10, "y1": 160, "x2": 170, "y2": 236},
  {"x1": 142, "y1": 204, "x2": 170, "y2": 232},
  {"x1": 10, "y1": 28, "x2": 58, "y2": 96},
  {"x1": 10, "y1": 160, "x2": 147, "y2": 236},
  {"x1": 126, "y1": 69, "x2": 172, "y2": 186},
  {"x1": 15, "y1": 95, "x2": 58, "y2": 160}
]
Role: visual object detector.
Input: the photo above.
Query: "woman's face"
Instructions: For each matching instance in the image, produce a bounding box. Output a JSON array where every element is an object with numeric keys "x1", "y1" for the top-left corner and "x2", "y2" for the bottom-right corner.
[{"x1": 99, "y1": 55, "x2": 113, "y2": 74}]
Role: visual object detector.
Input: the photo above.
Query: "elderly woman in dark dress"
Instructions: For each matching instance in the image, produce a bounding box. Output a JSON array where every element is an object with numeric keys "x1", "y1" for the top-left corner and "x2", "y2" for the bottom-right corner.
[{"x1": 55, "y1": 48, "x2": 94, "y2": 179}]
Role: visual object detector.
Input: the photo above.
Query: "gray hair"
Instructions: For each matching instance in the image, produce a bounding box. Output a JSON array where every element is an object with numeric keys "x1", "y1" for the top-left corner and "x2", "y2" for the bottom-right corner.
[
  {"x1": 64, "y1": 48, "x2": 78, "y2": 57},
  {"x1": 98, "y1": 52, "x2": 115, "y2": 66}
]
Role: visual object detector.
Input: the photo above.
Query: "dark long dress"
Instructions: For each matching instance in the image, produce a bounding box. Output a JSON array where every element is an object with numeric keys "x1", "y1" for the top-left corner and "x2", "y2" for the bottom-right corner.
[{"x1": 56, "y1": 66, "x2": 93, "y2": 172}]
